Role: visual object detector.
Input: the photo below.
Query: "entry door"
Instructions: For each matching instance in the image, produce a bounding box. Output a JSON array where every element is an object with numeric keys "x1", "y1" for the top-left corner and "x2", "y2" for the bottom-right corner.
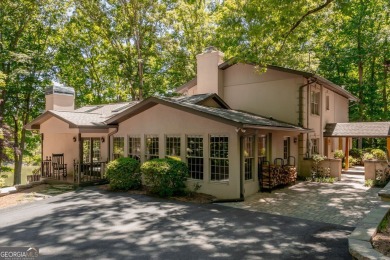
[{"x1": 82, "y1": 138, "x2": 101, "y2": 163}]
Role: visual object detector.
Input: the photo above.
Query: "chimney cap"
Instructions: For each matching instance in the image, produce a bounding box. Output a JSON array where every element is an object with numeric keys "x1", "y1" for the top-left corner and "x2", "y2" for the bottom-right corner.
[
  {"x1": 45, "y1": 86, "x2": 75, "y2": 96},
  {"x1": 203, "y1": 46, "x2": 219, "y2": 53}
]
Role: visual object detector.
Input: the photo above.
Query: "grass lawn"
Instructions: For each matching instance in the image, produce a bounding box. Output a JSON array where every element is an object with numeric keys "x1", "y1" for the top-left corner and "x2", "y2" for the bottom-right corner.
[{"x1": 2, "y1": 165, "x2": 39, "y2": 186}]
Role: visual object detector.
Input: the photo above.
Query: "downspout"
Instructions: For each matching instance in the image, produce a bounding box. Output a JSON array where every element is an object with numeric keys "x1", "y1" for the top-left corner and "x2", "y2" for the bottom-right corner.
[
  {"x1": 299, "y1": 78, "x2": 316, "y2": 158},
  {"x1": 320, "y1": 84, "x2": 324, "y2": 155},
  {"x1": 239, "y1": 134, "x2": 244, "y2": 200},
  {"x1": 107, "y1": 126, "x2": 119, "y2": 162}
]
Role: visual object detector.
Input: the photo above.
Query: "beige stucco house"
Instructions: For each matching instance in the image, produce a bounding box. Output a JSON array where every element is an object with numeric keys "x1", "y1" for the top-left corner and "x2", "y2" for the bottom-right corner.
[{"x1": 26, "y1": 47, "x2": 357, "y2": 200}]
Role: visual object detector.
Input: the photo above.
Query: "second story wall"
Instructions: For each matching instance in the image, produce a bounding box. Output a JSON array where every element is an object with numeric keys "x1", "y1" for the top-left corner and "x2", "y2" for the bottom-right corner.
[{"x1": 223, "y1": 63, "x2": 304, "y2": 125}]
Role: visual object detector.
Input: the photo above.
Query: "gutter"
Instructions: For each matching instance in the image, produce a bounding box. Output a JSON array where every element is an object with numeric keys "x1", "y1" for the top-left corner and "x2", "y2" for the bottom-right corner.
[{"x1": 243, "y1": 125, "x2": 313, "y2": 132}]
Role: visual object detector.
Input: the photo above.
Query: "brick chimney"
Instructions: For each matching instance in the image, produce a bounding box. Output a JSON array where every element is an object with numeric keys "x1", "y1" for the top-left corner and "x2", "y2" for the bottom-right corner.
[
  {"x1": 196, "y1": 47, "x2": 224, "y2": 97},
  {"x1": 45, "y1": 86, "x2": 75, "y2": 111}
]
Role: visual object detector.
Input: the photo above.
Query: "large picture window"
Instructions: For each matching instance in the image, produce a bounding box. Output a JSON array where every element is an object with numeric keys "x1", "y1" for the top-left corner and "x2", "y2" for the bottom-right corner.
[
  {"x1": 166, "y1": 135, "x2": 181, "y2": 157},
  {"x1": 210, "y1": 135, "x2": 229, "y2": 181},
  {"x1": 311, "y1": 91, "x2": 320, "y2": 115},
  {"x1": 187, "y1": 136, "x2": 203, "y2": 180},
  {"x1": 128, "y1": 136, "x2": 141, "y2": 161},
  {"x1": 113, "y1": 137, "x2": 124, "y2": 159},
  {"x1": 146, "y1": 135, "x2": 159, "y2": 160},
  {"x1": 244, "y1": 136, "x2": 254, "y2": 180}
]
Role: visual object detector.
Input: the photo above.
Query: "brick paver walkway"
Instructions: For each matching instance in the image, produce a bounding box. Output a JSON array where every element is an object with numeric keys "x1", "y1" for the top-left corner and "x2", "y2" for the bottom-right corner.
[{"x1": 220, "y1": 174, "x2": 381, "y2": 227}]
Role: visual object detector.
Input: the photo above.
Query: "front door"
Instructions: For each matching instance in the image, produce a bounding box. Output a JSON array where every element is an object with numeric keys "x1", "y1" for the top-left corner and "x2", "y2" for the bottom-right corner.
[{"x1": 82, "y1": 138, "x2": 101, "y2": 163}]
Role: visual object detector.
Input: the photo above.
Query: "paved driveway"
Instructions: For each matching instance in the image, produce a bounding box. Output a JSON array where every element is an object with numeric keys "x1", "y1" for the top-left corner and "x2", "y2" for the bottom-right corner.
[
  {"x1": 0, "y1": 187, "x2": 352, "y2": 259},
  {"x1": 221, "y1": 174, "x2": 381, "y2": 227}
]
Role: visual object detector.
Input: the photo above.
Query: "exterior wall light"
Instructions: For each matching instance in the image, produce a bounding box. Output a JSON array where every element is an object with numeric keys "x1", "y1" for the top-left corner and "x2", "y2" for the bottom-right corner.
[
  {"x1": 73, "y1": 136, "x2": 77, "y2": 142},
  {"x1": 294, "y1": 137, "x2": 298, "y2": 143},
  {"x1": 101, "y1": 137, "x2": 105, "y2": 143}
]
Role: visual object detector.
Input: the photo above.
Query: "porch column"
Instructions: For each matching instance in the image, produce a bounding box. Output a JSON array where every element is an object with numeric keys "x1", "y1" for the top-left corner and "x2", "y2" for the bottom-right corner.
[
  {"x1": 387, "y1": 137, "x2": 390, "y2": 159},
  {"x1": 344, "y1": 137, "x2": 349, "y2": 170},
  {"x1": 339, "y1": 137, "x2": 343, "y2": 150}
]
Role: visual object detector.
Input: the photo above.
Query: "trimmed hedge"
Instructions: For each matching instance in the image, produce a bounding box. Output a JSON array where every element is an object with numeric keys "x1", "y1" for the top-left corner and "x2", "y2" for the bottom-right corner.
[
  {"x1": 141, "y1": 158, "x2": 188, "y2": 197},
  {"x1": 106, "y1": 157, "x2": 141, "y2": 190}
]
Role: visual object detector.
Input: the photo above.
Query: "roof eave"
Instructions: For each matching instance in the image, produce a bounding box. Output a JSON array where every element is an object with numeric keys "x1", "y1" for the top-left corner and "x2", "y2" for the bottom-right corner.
[{"x1": 243, "y1": 124, "x2": 313, "y2": 133}]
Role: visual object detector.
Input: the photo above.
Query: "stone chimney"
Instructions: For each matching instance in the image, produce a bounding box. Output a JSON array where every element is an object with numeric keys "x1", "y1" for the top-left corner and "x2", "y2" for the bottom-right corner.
[
  {"x1": 196, "y1": 47, "x2": 224, "y2": 97},
  {"x1": 45, "y1": 86, "x2": 75, "y2": 111}
]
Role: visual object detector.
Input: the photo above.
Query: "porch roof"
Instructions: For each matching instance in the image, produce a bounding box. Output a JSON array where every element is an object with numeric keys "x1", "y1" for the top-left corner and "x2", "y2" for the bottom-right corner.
[
  {"x1": 324, "y1": 122, "x2": 390, "y2": 138},
  {"x1": 25, "y1": 102, "x2": 140, "y2": 130}
]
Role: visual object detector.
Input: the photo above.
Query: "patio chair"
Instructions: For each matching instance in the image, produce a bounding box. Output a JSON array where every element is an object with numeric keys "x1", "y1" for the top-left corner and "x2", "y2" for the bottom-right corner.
[{"x1": 52, "y1": 153, "x2": 67, "y2": 180}]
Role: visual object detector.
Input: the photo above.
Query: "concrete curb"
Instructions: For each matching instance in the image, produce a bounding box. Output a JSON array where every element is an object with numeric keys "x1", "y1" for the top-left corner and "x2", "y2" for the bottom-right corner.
[
  {"x1": 378, "y1": 181, "x2": 390, "y2": 202},
  {"x1": 348, "y1": 203, "x2": 390, "y2": 259}
]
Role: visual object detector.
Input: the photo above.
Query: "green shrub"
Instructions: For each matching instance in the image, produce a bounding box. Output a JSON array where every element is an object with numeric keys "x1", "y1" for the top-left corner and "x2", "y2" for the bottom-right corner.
[
  {"x1": 372, "y1": 149, "x2": 387, "y2": 160},
  {"x1": 141, "y1": 158, "x2": 189, "y2": 197},
  {"x1": 333, "y1": 150, "x2": 344, "y2": 159},
  {"x1": 106, "y1": 157, "x2": 141, "y2": 191},
  {"x1": 363, "y1": 153, "x2": 374, "y2": 161},
  {"x1": 349, "y1": 156, "x2": 358, "y2": 167},
  {"x1": 364, "y1": 179, "x2": 374, "y2": 187},
  {"x1": 349, "y1": 148, "x2": 363, "y2": 159}
]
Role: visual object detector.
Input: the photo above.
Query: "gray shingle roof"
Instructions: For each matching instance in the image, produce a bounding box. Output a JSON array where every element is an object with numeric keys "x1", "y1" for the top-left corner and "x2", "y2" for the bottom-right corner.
[
  {"x1": 25, "y1": 101, "x2": 140, "y2": 129},
  {"x1": 324, "y1": 122, "x2": 390, "y2": 137},
  {"x1": 162, "y1": 97, "x2": 308, "y2": 130}
]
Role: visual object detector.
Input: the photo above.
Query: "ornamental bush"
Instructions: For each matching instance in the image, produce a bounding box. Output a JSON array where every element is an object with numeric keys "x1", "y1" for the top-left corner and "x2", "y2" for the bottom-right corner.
[
  {"x1": 371, "y1": 149, "x2": 387, "y2": 160},
  {"x1": 141, "y1": 158, "x2": 189, "y2": 197},
  {"x1": 333, "y1": 150, "x2": 344, "y2": 159},
  {"x1": 106, "y1": 157, "x2": 141, "y2": 191}
]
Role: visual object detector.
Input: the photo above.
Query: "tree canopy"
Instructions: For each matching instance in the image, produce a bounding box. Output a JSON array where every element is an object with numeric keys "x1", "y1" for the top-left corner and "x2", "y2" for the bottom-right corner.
[{"x1": 0, "y1": 0, "x2": 389, "y2": 184}]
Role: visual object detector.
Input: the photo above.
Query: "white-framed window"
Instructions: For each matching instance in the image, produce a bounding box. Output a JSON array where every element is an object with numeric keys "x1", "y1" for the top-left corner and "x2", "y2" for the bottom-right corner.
[
  {"x1": 244, "y1": 136, "x2": 254, "y2": 180},
  {"x1": 113, "y1": 137, "x2": 124, "y2": 159},
  {"x1": 283, "y1": 137, "x2": 290, "y2": 160},
  {"x1": 311, "y1": 138, "x2": 319, "y2": 155},
  {"x1": 166, "y1": 135, "x2": 181, "y2": 157},
  {"x1": 187, "y1": 135, "x2": 203, "y2": 180},
  {"x1": 311, "y1": 91, "x2": 320, "y2": 115},
  {"x1": 145, "y1": 135, "x2": 159, "y2": 160},
  {"x1": 210, "y1": 135, "x2": 229, "y2": 181},
  {"x1": 258, "y1": 135, "x2": 268, "y2": 163},
  {"x1": 128, "y1": 136, "x2": 141, "y2": 161}
]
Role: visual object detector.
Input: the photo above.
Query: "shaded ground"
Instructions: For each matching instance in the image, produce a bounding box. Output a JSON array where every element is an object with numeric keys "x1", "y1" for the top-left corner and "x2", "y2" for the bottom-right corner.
[
  {"x1": 0, "y1": 184, "x2": 74, "y2": 208},
  {"x1": 0, "y1": 187, "x2": 353, "y2": 259},
  {"x1": 220, "y1": 174, "x2": 381, "y2": 227}
]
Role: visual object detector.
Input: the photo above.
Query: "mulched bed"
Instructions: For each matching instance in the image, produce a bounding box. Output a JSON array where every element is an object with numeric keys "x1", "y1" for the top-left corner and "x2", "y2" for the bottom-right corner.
[{"x1": 372, "y1": 214, "x2": 390, "y2": 256}]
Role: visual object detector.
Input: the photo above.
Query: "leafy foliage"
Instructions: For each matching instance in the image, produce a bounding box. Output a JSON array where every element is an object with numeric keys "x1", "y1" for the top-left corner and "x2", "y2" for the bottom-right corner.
[
  {"x1": 106, "y1": 157, "x2": 141, "y2": 191},
  {"x1": 371, "y1": 149, "x2": 387, "y2": 160},
  {"x1": 333, "y1": 150, "x2": 344, "y2": 159},
  {"x1": 141, "y1": 158, "x2": 188, "y2": 197}
]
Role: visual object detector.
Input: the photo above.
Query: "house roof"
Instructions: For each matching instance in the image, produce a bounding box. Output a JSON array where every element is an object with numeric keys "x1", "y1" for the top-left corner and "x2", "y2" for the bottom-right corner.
[
  {"x1": 106, "y1": 95, "x2": 311, "y2": 132},
  {"x1": 25, "y1": 101, "x2": 140, "y2": 130},
  {"x1": 324, "y1": 122, "x2": 390, "y2": 138},
  {"x1": 178, "y1": 59, "x2": 358, "y2": 101},
  {"x1": 26, "y1": 92, "x2": 310, "y2": 133},
  {"x1": 171, "y1": 93, "x2": 230, "y2": 109}
]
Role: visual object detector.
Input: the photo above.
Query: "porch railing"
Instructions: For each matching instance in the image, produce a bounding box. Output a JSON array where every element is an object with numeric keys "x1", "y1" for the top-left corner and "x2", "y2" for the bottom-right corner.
[
  {"x1": 42, "y1": 156, "x2": 52, "y2": 178},
  {"x1": 73, "y1": 160, "x2": 107, "y2": 184}
]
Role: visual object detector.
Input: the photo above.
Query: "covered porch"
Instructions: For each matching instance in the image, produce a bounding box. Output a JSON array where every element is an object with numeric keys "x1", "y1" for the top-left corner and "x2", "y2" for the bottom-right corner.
[{"x1": 324, "y1": 122, "x2": 390, "y2": 177}]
